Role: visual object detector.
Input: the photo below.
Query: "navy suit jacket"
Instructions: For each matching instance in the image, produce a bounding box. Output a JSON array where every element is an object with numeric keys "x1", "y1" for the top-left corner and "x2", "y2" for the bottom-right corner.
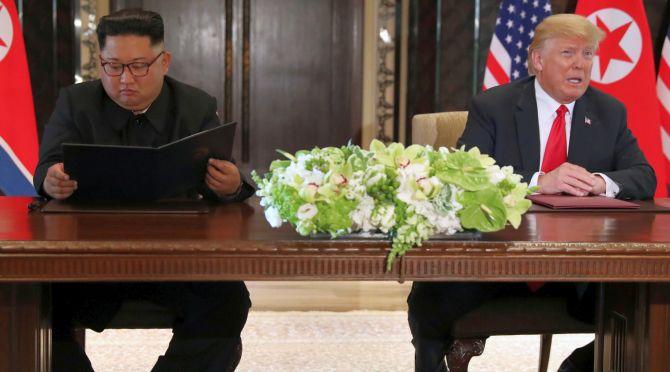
[{"x1": 457, "y1": 76, "x2": 656, "y2": 200}]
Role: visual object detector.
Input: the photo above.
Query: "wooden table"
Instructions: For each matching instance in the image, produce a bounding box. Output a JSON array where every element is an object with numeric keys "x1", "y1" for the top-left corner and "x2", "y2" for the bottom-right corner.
[{"x1": 1, "y1": 196, "x2": 669, "y2": 371}]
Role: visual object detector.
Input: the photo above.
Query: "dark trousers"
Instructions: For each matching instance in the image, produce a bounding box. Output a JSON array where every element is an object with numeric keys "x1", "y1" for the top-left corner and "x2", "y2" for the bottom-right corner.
[
  {"x1": 52, "y1": 281, "x2": 251, "y2": 372},
  {"x1": 407, "y1": 282, "x2": 595, "y2": 372}
]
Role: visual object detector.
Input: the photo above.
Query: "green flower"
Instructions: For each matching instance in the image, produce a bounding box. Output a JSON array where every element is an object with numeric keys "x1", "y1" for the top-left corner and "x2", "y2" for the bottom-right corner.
[
  {"x1": 458, "y1": 188, "x2": 507, "y2": 232},
  {"x1": 254, "y1": 141, "x2": 533, "y2": 271},
  {"x1": 433, "y1": 147, "x2": 494, "y2": 191}
]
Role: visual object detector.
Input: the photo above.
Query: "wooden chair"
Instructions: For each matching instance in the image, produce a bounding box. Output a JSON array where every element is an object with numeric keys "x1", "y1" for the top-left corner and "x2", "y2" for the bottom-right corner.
[{"x1": 411, "y1": 112, "x2": 594, "y2": 372}]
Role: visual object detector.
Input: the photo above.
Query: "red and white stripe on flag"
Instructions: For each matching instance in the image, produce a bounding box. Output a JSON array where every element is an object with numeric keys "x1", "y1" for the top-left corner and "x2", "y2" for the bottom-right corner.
[
  {"x1": 482, "y1": 0, "x2": 552, "y2": 91},
  {"x1": 658, "y1": 28, "x2": 670, "y2": 191}
]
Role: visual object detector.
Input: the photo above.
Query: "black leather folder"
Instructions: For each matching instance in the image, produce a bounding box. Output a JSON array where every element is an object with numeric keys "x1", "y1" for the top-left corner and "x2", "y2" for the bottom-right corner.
[{"x1": 62, "y1": 122, "x2": 236, "y2": 201}]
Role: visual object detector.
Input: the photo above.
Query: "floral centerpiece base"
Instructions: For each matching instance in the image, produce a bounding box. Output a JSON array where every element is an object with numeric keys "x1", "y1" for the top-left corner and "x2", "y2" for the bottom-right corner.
[{"x1": 252, "y1": 140, "x2": 532, "y2": 270}]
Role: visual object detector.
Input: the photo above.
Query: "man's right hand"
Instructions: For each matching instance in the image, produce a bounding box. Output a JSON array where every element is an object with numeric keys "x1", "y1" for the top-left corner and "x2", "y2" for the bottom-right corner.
[
  {"x1": 43, "y1": 163, "x2": 77, "y2": 199},
  {"x1": 537, "y1": 162, "x2": 597, "y2": 196}
]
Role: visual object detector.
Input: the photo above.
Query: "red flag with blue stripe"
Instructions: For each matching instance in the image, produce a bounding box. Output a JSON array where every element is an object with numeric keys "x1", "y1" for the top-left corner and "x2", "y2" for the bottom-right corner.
[{"x1": 0, "y1": 1, "x2": 38, "y2": 196}]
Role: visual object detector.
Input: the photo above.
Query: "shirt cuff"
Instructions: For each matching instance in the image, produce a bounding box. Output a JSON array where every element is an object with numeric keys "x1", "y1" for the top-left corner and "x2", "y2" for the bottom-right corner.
[
  {"x1": 529, "y1": 172, "x2": 542, "y2": 193},
  {"x1": 593, "y1": 173, "x2": 619, "y2": 198}
]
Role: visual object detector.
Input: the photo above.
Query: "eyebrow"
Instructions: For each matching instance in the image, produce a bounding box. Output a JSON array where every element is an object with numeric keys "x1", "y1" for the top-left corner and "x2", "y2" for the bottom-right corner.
[{"x1": 101, "y1": 56, "x2": 151, "y2": 62}]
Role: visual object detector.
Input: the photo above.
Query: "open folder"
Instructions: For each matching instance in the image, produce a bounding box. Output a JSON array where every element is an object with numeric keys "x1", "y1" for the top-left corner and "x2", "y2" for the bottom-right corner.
[{"x1": 62, "y1": 122, "x2": 236, "y2": 201}]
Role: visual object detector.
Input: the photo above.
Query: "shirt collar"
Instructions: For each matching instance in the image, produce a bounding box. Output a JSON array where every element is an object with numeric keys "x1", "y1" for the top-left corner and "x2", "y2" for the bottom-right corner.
[
  {"x1": 534, "y1": 78, "x2": 575, "y2": 117},
  {"x1": 104, "y1": 79, "x2": 170, "y2": 133},
  {"x1": 143, "y1": 82, "x2": 170, "y2": 134}
]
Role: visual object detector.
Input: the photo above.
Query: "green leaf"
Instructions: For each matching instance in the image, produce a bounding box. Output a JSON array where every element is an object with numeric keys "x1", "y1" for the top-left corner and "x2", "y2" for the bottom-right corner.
[
  {"x1": 269, "y1": 160, "x2": 291, "y2": 171},
  {"x1": 369, "y1": 139, "x2": 386, "y2": 153},
  {"x1": 276, "y1": 149, "x2": 296, "y2": 161},
  {"x1": 458, "y1": 188, "x2": 507, "y2": 232},
  {"x1": 433, "y1": 149, "x2": 491, "y2": 191},
  {"x1": 503, "y1": 184, "x2": 533, "y2": 228}
]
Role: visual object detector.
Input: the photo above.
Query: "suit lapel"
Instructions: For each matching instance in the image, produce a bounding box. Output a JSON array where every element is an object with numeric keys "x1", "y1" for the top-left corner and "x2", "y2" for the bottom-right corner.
[
  {"x1": 568, "y1": 92, "x2": 591, "y2": 168},
  {"x1": 514, "y1": 80, "x2": 541, "y2": 172}
]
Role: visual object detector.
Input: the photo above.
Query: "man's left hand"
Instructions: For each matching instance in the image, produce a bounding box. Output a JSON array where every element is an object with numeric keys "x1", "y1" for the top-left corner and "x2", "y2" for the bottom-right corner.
[
  {"x1": 205, "y1": 158, "x2": 242, "y2": 197},
  {"x1": 590, "y1": 175, "x2": 607, "y2": 196}
]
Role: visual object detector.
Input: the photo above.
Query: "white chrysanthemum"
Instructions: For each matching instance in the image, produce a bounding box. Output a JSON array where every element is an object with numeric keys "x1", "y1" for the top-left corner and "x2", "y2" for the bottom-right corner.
[
  {"x1": 487, "y1": 165, "x2": 506, "y2": 185},
  {"x1": 350, "y1": 195, "x2": 376, "y2": 232},
  {"x1": 371, "y1": 204, "x2": 395, "y2": 233},
  {"x1": 281, "y1": 154, "x2": 325, "y2": 187},
  {"x1": 264, "y1": 206, "x2": 283, "y2": 228},
  {"x1": 501, "y1": 165, "x2": 522, "y2": 184}
]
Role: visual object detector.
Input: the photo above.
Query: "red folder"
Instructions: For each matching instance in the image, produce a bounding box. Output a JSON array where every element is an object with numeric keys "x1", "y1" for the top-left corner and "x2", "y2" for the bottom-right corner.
[{"x1": 526, "y1": 195, "x2": 640, "y2": 209}]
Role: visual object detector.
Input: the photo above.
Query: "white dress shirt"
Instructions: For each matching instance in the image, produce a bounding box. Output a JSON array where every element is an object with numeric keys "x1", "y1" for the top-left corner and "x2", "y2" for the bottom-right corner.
[{"x1": 529, "y1": 80, "x2": 619, "y2": 197}]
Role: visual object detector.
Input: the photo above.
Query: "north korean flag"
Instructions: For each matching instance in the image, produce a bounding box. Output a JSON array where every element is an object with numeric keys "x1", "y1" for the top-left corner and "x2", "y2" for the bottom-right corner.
[
  {"x1": 0, "y1": 1, "x2": 38, "y2": 196},
  {"x1": 576, "y1": 0, "x2": 668, "y2": 197}
]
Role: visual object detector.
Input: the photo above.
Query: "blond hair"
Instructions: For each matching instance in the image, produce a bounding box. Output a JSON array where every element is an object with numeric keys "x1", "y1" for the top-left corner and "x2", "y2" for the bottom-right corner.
[{"x1": 527, "y1": 14, "x2": 605, "y2": 74}]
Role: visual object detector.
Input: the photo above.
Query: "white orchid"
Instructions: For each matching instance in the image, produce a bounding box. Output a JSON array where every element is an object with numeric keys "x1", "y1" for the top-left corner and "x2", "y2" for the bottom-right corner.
[{"x1": 252, "y1": 141, "x2": 532, "y2": 270}]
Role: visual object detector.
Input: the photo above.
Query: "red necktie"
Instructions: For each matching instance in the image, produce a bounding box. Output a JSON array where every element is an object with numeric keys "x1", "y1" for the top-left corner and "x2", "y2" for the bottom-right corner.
[
  {"x1": 528, "y1": 105, "x2": 569, "y2": 293},
  {"x1": 541, "y1": 105, "x2": 568, "y2": 173}
]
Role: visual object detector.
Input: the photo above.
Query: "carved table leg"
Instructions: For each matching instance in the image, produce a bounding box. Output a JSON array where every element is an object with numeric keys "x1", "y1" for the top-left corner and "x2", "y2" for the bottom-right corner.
[
  {"x1": 0, "y1": 283, "x2": 51, "y2": 372},
  {"x1": 599, "y1": 283, "x2": 670, "y2": 372},
  {"x1": 446, "y1": 338, "x2": 486, "y2": 372},
  {"x1": 648, "y1": 283, "x2": 670, "y2": 371}
]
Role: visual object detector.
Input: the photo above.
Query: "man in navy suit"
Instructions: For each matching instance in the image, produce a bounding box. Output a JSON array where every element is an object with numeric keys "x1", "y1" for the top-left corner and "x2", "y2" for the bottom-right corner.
[{"x1": 407, "y1": 14, "x2": 656, "y2": 372}]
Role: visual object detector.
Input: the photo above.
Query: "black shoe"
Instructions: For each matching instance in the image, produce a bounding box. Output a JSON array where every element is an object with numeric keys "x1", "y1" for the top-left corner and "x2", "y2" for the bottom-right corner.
[
  {"x1": 412, "y1": 338, "x2": 449, "y2": 372},
  {"x1": 558, "y1": 340, "x2": 594, "y2": 372},
  {"x1": 151, "y1": 337, "x2": 243, "y2": 372},
  {"x1": 52, "y1": 339, "x2": 94, "y2": 372}
]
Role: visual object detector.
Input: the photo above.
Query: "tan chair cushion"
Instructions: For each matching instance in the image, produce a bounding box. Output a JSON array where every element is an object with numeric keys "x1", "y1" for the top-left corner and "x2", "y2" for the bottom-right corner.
[{"x1": 412, "y1": 111, "x2": 468, "y2": 148}]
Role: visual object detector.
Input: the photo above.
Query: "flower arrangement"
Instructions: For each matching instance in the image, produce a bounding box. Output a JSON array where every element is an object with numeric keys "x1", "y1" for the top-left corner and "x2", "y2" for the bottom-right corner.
[{"x1": 251, "y1": 140, "x2": 532, "y2": 270}]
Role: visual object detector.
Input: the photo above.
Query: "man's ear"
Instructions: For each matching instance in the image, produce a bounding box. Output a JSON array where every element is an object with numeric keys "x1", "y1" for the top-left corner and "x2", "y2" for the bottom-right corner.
[
  {"x1": 530, "y1": 49, "x2": 543, "y2": 73},
  {"x1": 162, "y1": 51, "x2": 172, "y2": 74}
]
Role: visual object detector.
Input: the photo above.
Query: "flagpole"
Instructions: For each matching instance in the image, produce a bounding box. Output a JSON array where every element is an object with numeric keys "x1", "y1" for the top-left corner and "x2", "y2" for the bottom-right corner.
[
  {"x1": 472, "y1": 0, "x2": 480, "y2": 96},
  {"x1": 434, "y1": 0, "x2": 442, "y2": 112},
  {"x1": 17, "y1": 0, "x2": 22, "y2": 27}
]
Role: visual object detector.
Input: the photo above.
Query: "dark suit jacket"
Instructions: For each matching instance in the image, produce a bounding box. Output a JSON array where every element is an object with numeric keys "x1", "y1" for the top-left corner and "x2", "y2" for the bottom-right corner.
[
  {"x1": 457, "y1": 76, "x2": 656, "y2": 200},
  {"x1": 34, "y1": 76, "x2": 254, "y2": 202}
]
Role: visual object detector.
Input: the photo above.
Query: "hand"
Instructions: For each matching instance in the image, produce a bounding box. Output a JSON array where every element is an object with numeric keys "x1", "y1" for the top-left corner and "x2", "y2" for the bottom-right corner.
[
  {"x1": 205, "y1": 158, "x2": 242, "y2": 197},
  {"x1": 43, "y1": 163, "x2": 77, "y2": 199},
  {"x1": 537, "y1": 163, "x2": 597, "y2": 196},
  {"x1": 590, "y1": 175, "x2": 607, "y2": 196}
]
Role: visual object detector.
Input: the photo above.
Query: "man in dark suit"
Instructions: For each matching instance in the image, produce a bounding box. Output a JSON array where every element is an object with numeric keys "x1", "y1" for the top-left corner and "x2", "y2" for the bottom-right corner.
[
  {"x1": 407, "y1": 14, "x2": 656, "y2": 372},
  {"x1": 34, "y1": 9, "x2": 254, "y2": 372}
]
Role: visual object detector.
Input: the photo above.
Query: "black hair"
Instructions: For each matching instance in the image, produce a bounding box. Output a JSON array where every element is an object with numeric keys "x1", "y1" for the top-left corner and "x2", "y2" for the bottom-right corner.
[{"x1": 97, "y1": 9, "x2": 164, "y2": 50}]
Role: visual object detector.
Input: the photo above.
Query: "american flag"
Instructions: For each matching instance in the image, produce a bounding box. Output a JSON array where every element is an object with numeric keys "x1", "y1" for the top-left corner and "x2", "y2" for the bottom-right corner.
[
  {"x1": 483, "y1": 0, "x2": 552, "y2": 90},
  {"x1": 658, "y1": 25, "x2": 670, "y2": 190}
]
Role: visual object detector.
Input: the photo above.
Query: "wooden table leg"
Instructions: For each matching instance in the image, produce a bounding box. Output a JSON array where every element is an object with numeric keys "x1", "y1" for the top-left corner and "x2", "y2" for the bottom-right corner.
[
  {"x1": 0, "y1": 283, "x2": 51, "y2": 372},
  {"x1": 647, "y1": 283, "x2": 670, "y2": 371},
  {"x1": 598, "y1": 283, "x2": 670, "y2": 372}
]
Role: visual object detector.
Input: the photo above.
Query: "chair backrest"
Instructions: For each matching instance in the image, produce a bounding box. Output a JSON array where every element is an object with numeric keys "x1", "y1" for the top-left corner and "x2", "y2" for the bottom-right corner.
[{"x1": 411, "y1": 111, "x2": 468, "y2": 148}]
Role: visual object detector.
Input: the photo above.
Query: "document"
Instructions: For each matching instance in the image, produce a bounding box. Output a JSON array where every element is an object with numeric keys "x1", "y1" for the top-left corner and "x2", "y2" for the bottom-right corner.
[
  {"x1": 62, "y1": 122, "x2": 236, "y2": 201},
  {"x1": 527, "y1": 194, "x2": 640, "y2": 209}
]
